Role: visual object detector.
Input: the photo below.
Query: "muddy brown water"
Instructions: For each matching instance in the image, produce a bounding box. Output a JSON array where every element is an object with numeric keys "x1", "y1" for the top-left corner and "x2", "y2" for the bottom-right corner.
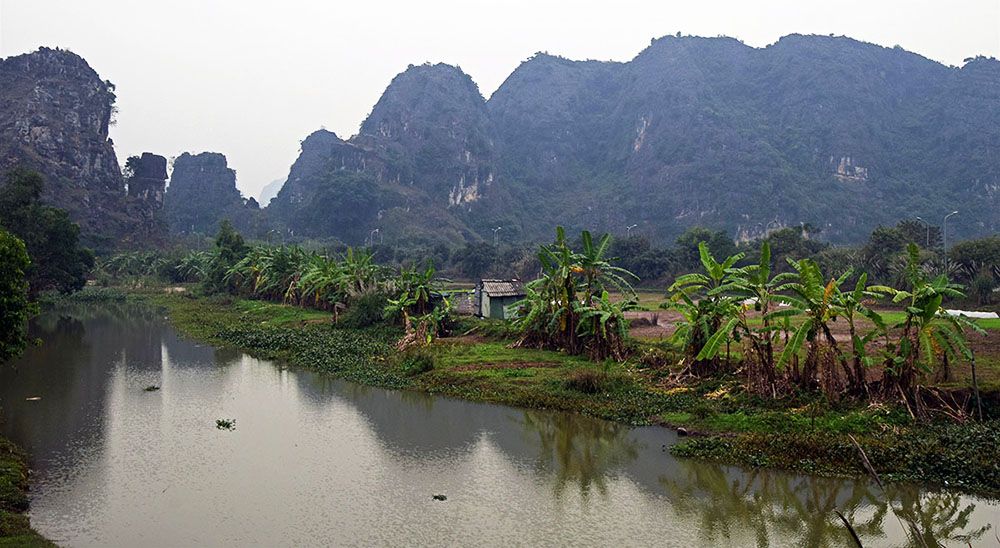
[{"x1": 0, "y1": 304, "x2": 997, "y2": 547}]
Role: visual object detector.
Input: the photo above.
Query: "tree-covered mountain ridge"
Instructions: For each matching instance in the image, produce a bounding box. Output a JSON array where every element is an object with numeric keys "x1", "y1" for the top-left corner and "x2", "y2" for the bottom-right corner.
[{"x1": 268, "y1": 33, "x2": 999, "y2": 246}]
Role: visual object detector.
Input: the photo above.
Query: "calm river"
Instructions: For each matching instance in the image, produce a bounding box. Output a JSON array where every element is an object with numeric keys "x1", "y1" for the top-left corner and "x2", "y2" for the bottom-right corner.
[{"x1": 0, "y1": 304, "x2": 996, "y2": 547}]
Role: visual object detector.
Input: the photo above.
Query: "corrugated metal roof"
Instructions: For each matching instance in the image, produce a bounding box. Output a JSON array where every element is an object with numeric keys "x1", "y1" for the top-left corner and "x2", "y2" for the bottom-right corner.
[{"x1": 480, "y1": 279, "x2": 525, "y2": 298}]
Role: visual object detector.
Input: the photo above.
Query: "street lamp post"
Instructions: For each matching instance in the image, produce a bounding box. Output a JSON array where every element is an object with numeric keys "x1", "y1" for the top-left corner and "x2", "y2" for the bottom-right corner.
[
  {"x1": 492, "y1": 226, "x2": 503, "y2": 248},
  {"x1": 942, "y1": 211, "x2": 958, "y2": 261},
  {"x1": 368, "y1": 228, "x2": 380, "y2": 247},
  {"x1": 915, "y1": 217, "x2": 930, "y2": 248},
  {"x1": 626, "y1": 224, "x2": 637, "y2": 237}
]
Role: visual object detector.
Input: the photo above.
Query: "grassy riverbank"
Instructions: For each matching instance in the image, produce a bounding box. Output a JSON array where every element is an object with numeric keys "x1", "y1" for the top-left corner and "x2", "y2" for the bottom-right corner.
[
  {"x1": 0, "y1": 438, "x2": 53, "y2": 547},
  {"x1": 129, "y1": 289, "x2": 1000, "y2": 497}
]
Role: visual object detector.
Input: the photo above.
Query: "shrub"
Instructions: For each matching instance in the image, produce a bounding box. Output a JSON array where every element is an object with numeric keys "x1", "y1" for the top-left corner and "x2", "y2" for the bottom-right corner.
[
  {"x1": 399, "y1": 350, "x2": 436, "y2": 376},
  {"x1": 690, "y1": 400, "x2": 717, "y2": 420},
  {"x1": 0, "y1": 229, "x2": 32, "y2": 364},
  {"x1": 565, "y1": 369, "x2": 606, "y2": 394},
  {"x1": 340, "y1": 293, "x2": 387, "y2": 328}
]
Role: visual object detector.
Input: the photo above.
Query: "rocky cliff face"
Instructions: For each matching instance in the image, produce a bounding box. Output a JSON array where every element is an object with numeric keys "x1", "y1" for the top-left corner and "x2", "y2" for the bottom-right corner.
[
  {"x1": 0, "y1": 47, "x2": 137, "y2": 247},
  {"x1": 124, "y1": 152, "x2": 168, "y2": 241},
  {"x1": 356, "y1": 63, "x2": 496, "y2": 207},
  {"x1": 164, "y1": 152, "x2": 252, "y2": 235},
  {"x1": 269, "y1": 64, "x2": 504, "y2": 245}
]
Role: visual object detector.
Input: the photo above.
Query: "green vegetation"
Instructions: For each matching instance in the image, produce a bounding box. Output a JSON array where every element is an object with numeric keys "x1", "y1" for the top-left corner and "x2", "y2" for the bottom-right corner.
[
  {"x1": 667, "y1": 241, "x2": 986, "y2": 410},
  {"x1": 0, "y1": 439, "x2": 54, "y2": 546},
  {"x1": 672, "y1": 420, "x2": 1000, "y2": 493},
  {"x1": 516, "y1": 228, "x2": 637, "y2": 360},
  {"x1": 0, "y1": 229, "x2": 32, "y2": 365},
  {"x1": 0, "y1": 169, "x2": 94, "y2": 295},
  {"x1": 138, "y1": 287, "x2": 1000, "y2": 496}
]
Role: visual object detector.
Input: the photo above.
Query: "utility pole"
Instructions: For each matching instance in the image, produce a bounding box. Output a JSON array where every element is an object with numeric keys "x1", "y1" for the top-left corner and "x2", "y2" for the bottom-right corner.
[
  {"x1": 942, "y1": 211, "x2": 958, "y2": 262},
  {"x1": 915, "y1": 217, "x2": 930, "y2": 248}
]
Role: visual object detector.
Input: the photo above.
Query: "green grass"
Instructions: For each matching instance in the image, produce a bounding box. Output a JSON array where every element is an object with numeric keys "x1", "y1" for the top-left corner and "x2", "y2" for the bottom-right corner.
[
  {"x1": 658, "y1": 400, "x2": 909, "y2": 436},
  {"x1": 0, "y1": 438, "x2": 54, "y2": 546},
  {"x1": 231, "y1": 299, "x2": 331, "y2": 325},
  {"x1": 877, "y1": 309, "x2": 999, "y2": 331},
  {"x1": 431, "y1": 341, "x2": 592, "y2": 369},
  {"x1": 612, "y1": 288, "x2": 664, "y2": 310}
]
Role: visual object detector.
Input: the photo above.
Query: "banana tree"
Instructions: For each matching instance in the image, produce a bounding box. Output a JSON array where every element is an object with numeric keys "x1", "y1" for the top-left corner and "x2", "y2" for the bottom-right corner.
[
  {"x1": 831, "y1": 272, "x2": 886, "y2": 396},
  {"x1": 576, "y1": 290, "x2": 636, "y2": 360},
  {"x1": 339, "y1": 247, "x2": 385, "y2": 302},
  {"x1": 175, "y1": 250, "x2": 213, "y2": 282},
  {"x1": 667, "y1": 242, "x2": 744, "y2": 374},
  {"x1": 300, "y1": 254, "x2": 346, "y2": 310},
  {"x1": 775, "y1": 259, "x2": 861, "y2": 393},
  {"x1": 872, "y1": 244, "x2": 986, "y2": 401},
  {"x1": 516, "y1": 227, "x2": 638, "y2": 360},
  {"x1": 700, "y1": 242, "x2": 795, "y2": 393},
  {"x1": 517, "y1": 227, "x2": 583, "y2": 354}
]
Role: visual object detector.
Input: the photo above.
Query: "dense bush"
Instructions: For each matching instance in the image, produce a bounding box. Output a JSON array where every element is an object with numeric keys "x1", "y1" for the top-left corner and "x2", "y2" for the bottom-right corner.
[
  {"x1": 0, "y1": 229, "x2": 32, "y2": 364},
  {"x1": 339, "y1": 293, "x2": 387, "y2": 328},
  {"x1": 0, "y1": 169, "x2": 94, "y2": 294}
]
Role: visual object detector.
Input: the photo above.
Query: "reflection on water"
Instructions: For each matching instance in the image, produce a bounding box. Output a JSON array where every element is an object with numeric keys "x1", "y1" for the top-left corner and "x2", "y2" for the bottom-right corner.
[
  {"x1": 659, "y1": 461, "x2": 995, "y2": 547},
  {"x1": 519, "y1": 410, "x2": 640, "y2": 499},
  {"x1": 0, "y1": 304, "x2": 996, "y2": 547}
]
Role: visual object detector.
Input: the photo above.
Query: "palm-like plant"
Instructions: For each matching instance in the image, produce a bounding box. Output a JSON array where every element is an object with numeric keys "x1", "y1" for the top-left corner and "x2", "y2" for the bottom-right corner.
[
  {"x1": 667, "y1": 242, "x2": 744, "y2": 375},
  {"x1": 830, "y1": 272, "x2": 886, "y2": 396},
  {"x1": 576, "y1": 290, "x2": 635, "y2": 360},
  {"x1": 516, "y1": 227, "x2": 638, "y2": 361},
  {"x1": 299, "y1": 254, "x2": 345, "y2": 309},
  {"x1": 704, "y1": 242, "x2": 796, "y2": 393},
  {"x1": 873, "y1": 244, "x2": 985, "y2": 401},
  {"x1": 175, "y1": 250, "x2": 213, "y2": 282},
  {"x1": 577, "y1": 231, "x2": 636, "y2": 302},
  {"x1": 396, "y1": 262, "x2": 439, "y2": 315},
  {"x1": 775, "y1": 259, "x2": 862, "y2": 393},
  {"x1": 339, "y1": 247, "x2": 385, "y2": 302},
  {"x1": 519, "y1": 227, "x2": 584, "y2": 354}
]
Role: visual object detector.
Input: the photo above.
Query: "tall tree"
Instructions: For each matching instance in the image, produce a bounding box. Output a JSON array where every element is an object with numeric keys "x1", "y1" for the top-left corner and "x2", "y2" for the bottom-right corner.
[
  {"x1": 0, "y1": 169, "x2": 94, "y2": 294},
  {"x1": 204, "y1": 219, "x2": 248, "y2": 293}
]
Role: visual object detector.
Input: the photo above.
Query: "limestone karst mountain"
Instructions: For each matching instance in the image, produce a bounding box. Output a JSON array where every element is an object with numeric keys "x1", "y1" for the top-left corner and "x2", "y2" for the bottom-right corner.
[
  {"x1": 266, "y1": 35, "x2": 999, "y2": 246},
  {"x1": 163, "y1": 151, "x2": 262, "y2": 236},
  {"x1": 0, "y1": 47, "x2": 139, "y2": 248},
  {"x1": 3, "y1": 36, "x2": 998, "y2": 248}
]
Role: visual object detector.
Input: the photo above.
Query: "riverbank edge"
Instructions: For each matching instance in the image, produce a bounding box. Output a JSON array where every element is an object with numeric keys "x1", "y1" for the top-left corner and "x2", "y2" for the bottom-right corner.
[
  {"x1": 0, "y1": 437, "x2": 55, "y2": 547},
  {"x1": 129, "y1": 290, "x2": 999, "y2": 498}
]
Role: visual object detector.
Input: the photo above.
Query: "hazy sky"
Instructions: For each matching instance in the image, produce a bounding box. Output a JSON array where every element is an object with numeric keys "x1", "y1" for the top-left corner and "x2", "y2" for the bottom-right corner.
[{"x1": 2, "y1": 1, "x2": 998, "y2": 198}]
